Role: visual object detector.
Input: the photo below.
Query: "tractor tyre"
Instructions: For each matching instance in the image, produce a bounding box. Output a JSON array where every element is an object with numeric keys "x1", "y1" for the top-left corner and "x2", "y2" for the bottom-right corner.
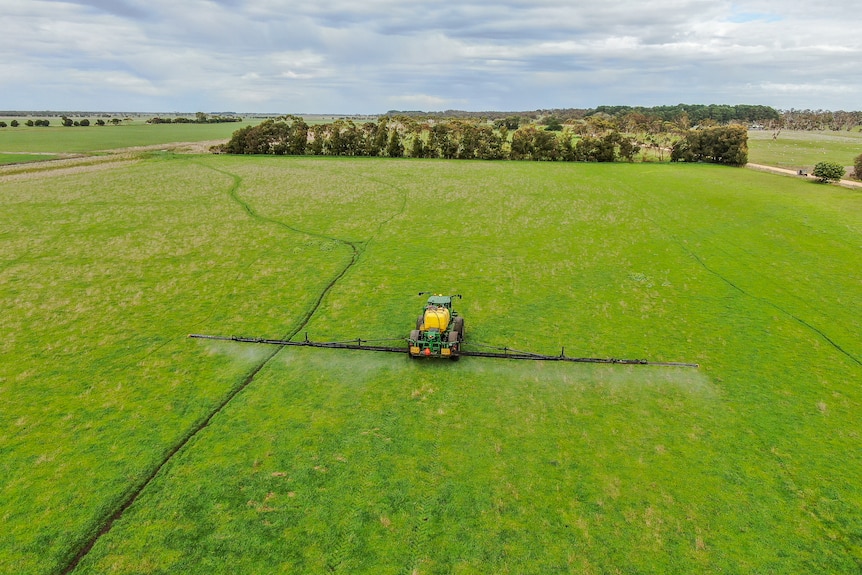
[
  {"x1": 416, "y1": 316, "x2": 424, "y2": 330},
  {"x1": 452, "y1": 317, "x2": 464, "y2": 339},
  {"x1": 447, "y1": 330, "x2": 460, "y2": 361}
]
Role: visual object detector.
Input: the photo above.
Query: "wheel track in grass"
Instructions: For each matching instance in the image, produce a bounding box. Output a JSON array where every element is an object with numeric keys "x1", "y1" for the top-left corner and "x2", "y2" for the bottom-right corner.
[
  {"x1": 640, "y1": 194, "x2": 862, "y2": 571},
  {"x1": 61, "y1": 162, "x2": 409, "y2": 574},
  {"x1": 637, "y1": 197, "x2": 861, "y2": 368}
]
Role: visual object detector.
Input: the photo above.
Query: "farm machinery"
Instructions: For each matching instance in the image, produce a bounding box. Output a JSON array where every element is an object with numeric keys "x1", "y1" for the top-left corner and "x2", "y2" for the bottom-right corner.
[
  {"x1": 408, "y1": 293, "x2": 464, "y2": 360},
  {"x1": 189, "y1": 292, "x2": 697, "y2": 368}
]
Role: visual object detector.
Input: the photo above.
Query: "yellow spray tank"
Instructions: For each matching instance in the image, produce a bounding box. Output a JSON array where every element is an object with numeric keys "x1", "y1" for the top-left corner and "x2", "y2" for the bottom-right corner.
[
  {"x1": 409, "y1": 293, "x2": 464, "y2": 360},
  {"x1": 422, "y1": 306, "x2": 450, "y2": 332}
]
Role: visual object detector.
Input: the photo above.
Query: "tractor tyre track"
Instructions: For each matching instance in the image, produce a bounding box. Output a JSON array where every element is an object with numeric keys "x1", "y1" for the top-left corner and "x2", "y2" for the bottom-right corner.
[
  {"x1": 60, "y1": 163, "x2": 406, "y2": 574},
  {"x1": 640, "y1": 198, "x2": 862, "y2": 570},
  {"x1": 639, "y1": 201, "x2": 861, "y2": 368}
]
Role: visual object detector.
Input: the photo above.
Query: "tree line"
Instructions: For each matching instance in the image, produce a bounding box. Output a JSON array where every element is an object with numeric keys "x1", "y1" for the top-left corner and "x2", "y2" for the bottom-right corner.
[
  {"x1": 217, "y1": 116, "x2": 748, "y2": 166},
  {"x1": 146, "y1": 112, "x2": 242, "y2": 124}
]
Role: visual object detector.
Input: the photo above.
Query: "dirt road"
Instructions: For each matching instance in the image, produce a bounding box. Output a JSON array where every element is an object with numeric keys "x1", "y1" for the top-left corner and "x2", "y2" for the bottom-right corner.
[{"x1": 746, "y1": 162, "x2": 862, "y2": 190}]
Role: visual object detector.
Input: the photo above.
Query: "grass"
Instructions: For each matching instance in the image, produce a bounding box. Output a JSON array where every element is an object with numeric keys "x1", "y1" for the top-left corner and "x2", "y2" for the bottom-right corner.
[
  {"x1": 0, "y1": 153, "x2": 60, "y2": 165},
  {"x1": 747, "y1": 129, "x2": 862, "y2": 169},
  {"x1": 0, "y1": 121, "x2": 255, "y2": 154},
  {"x1": 1, "y1": 155, "x2": 861, "y2": 574}
]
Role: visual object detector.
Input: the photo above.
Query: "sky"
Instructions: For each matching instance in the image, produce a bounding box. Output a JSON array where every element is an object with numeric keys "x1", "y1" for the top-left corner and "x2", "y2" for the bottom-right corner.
[{"x1": 1, "y1": 0, "x2": 860, "y2": 114}]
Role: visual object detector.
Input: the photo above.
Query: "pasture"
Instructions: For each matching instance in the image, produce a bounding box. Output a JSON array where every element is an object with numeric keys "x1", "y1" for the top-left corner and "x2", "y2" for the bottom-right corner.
[
  {"x1": 747, "y1": 129, "x2": 862, "y2": 170},
  {"x1": 0, "y1": 119, "x2": 254, "y2": 157},
  {"x1": 1, "y1": 154, "x2": 860, "y2": 574}
]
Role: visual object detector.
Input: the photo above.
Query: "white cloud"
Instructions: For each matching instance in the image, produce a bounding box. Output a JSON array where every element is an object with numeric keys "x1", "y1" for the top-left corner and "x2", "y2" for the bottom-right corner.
[{"x1": 0, "y1": 0, "x2": 859, "y2": 112}]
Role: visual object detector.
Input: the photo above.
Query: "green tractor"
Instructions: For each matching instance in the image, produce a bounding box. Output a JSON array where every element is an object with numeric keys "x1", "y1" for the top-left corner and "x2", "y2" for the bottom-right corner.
[{"x1": 408, "y1": 292, "x2": 464, "y2": 360}]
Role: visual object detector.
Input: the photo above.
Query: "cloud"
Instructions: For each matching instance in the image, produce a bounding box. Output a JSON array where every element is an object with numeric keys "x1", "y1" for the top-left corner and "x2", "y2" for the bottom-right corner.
[{"x1": 0, "y1": 0, "x2": 859, "y2": 112}]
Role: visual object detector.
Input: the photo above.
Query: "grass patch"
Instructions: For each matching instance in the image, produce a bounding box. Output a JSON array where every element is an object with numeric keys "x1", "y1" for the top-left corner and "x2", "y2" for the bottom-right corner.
[
  {"x1": 2, "y1": 157, "x2": 861, "y2": 574},
  {"x1": 748, "y1": 129, "x2": 862, "y2": 169},
  {"x1": 0, "y1": 153, "x2": 60, "y2": 165},
  {"x1": 0, "y1": 121, "x2": 256, "y2": 154}
]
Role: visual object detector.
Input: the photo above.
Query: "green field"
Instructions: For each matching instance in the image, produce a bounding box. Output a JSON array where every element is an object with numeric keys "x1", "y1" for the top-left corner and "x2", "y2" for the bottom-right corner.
[
  {"x1": 747, "y1": 129, "x2": 862, "y2": 169},
  {"x1": 1, "y1": 155, "x2": 861, "y2": 574},
  {"x1": 0, "y1": 153, "x2": 60, "y2": 165},
  {"x1": 0, "y1": 120, "x2": 254, "y2": 155}
]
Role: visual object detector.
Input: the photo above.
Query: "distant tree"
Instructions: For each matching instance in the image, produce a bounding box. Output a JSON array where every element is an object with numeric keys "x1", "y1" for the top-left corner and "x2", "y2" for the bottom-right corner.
[
  {"x1": 544, "y1": 116, "x2": 563, "y2": 131},
  {"x1": 532, "y1": 129, "x2": 561, "y2": 160},
  {"x1": 0, "y1": 122, "x2": 6, "y2": 128},
  {"x1": 61, "y1": 116, "x2": 73, "y2": 127},
  {"x1": 25, "y1": 119, "x2": 34, "y2": 127},
  {"x1": 80, "y1": 119, "x2": 90, "y2": 126},
  {"x1": 308, "y1": 125, "x2": 325, "y2": 155},
  {"x1": 386, "y1": 129, "x2": 404, "y2": 158},
  {"x1": 494, "y1": 116, "x2": 520, "y2": 130},
  {"x1": 812, "y1": 161, "x2": 845, "y2": 183},
  {"x1": 509, "y1": 126, "x2": 535, "y2": 160},
  {"x1": 95, "y1": 119, "x2": 106, "y2": 126},
  {"x1": 196, "y1": 112, "x2": 208, "y2": 123},
  {"x1": 10, "y1": 119, "x2": 19, "y2": 127},
  {"x1": 853, "y1": 153, "x2": 862, "y2": 180},
  {"x1": 110, "y1": 118, "x2": 121, "y2": 125},
  {"x1": 671, "y1": 125, "x2": 748, "y2": 166},
  {"x1": 410, "y1": 132, "x2": 425, "y2": 158}
]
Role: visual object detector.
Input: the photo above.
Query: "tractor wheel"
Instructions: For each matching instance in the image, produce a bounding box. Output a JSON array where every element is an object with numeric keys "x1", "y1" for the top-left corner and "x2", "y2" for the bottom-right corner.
[
  {"x1": 452, "y1": 317, "x2": 464, "y2": 339},
  {"x1": 416, "y1": 316, "x2": 424, "y2": 330},
  {"x1": 447, "y1": 330, "x2": 460, "y2": 361}
]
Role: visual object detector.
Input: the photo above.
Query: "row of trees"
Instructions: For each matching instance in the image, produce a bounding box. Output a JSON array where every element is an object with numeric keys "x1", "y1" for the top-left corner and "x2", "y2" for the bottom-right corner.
[
  {"x1": 0, "y1": 118, "x2": 126, "y2": 128},
  {"x1": 670, "y1": 125, "x2": 749, "y2": 166},
  {"x1": 147, "y1": 112, "x2": 242, "y2": 124},
  {"x1": 218, "y1": 116, "x2": 748, "y2": 166}
]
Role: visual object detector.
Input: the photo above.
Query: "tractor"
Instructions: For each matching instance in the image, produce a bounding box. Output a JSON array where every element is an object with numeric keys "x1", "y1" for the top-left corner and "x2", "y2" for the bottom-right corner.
[{"x1": 408, "y1": 292, "x2": 464, "y2": 360}]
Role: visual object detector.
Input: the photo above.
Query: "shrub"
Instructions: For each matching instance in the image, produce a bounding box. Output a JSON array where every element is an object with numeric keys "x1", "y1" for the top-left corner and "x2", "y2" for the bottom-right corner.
[{"x1": 812, "y1": 161, "x2": 845, "y2": 183}]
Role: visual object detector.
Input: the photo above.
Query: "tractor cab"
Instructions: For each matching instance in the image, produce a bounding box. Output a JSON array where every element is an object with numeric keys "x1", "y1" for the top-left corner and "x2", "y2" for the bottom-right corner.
[{"x1": 424, "y1": 294, "x2": 453, "y2": 309}]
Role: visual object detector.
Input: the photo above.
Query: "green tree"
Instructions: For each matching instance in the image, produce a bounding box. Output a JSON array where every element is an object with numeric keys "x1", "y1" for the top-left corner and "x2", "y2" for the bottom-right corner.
[
  {"x1": 386, "y1": 129, "x2": 404, "y2": 158},
  {"x1": 544, "y1": 116, "x2": 563, "y2": 131},
  {"x1": 0, "y1": 121, "x2": 6, "y2": 128},
  {"x1": 671, "y1": 125, "x2": 748, "y2": 166},
  {"x1": 10, "y1": 119, "x2": 19, "y2": 127},
  {"x1": 812, "y1": 161, "x2": 845, "y2": 183},
  {"x1": 853, "y1": 153, "x2": 862, "y2": 180}
]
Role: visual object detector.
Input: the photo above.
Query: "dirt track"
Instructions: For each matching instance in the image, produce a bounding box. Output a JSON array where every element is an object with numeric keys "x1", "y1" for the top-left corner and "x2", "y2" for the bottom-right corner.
[
  {"x1": 746, "y1": 162, "x2": 862, "y2": 189},
  {"x1": 0, "y1": 139, "x2": 229, "y2": 182}
]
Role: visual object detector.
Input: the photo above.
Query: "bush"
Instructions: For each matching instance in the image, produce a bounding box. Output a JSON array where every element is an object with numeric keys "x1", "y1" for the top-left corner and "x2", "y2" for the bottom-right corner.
[
  {"x1": 812, "y1": 161, "x2": 845, "y2": 183},
  {"x1": 671, "y1": 125, "x2": 748, "y2": 166},
  {"x1": 853, "y1": 153, "x2": 862, "y2": 180}
]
